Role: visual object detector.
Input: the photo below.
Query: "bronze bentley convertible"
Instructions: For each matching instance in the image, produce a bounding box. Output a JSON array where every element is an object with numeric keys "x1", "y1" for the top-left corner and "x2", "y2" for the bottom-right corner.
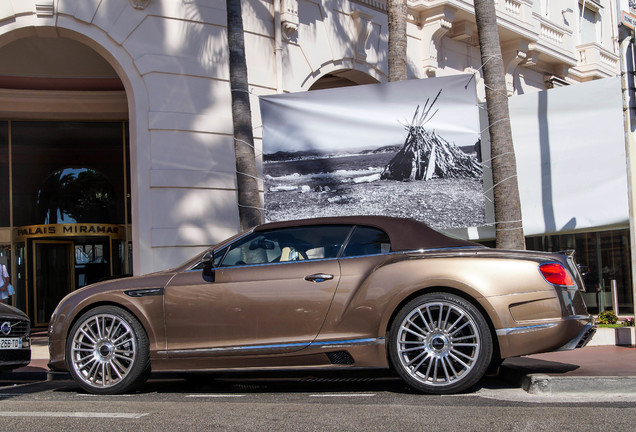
[{"x1": 48, "y1": 216, "x2": 595, "y2": 394}]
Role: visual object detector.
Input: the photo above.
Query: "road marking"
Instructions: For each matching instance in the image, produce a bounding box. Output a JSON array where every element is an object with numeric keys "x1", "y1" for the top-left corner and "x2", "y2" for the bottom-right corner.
[
  {"x1": 78, "y1": 393, "x2": 139, "y2": 397},
  {"x1": 0, "y1": 411, "x2": 148, "y2": 419},
  {"x1": 186, "y1": 394, "x2": 246, "y2": 398},
  {"x1": 309, "y1": 393, "x2": 376, "y2": 397}
]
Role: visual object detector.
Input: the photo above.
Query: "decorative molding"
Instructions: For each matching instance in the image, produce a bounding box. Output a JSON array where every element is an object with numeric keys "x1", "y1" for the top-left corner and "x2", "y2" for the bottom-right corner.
[
  {"x1": 419, "y1": 6, "x2": 455, "y2": 74},
  {"x1": 281, "y1": 0, "x2": 299, "y2": 40},
  {"x1": 502, "y1": 40, "x2": 533, "y2": 93},
  {"x1": 521, "y1": 50, "x2": 539, "y2": 67},
  {"x1": 544, "y1": 74, "x2": 569, "y2": 89},
  {"x1": 351, "y1": 10, "x2": 374, "y2": 61},
  {"x1": 35, "y1": 0, "x2": 54, "y2": 17},
  {"x1": 350, "y1": 0, "x2": 386, "y2": 12},
  {"x1": 449, "y1": 21, "x2": 478, "y2": 46},
  {"x1": 0, "y1": 89, "x2": 128, "y2": 121},
  {"x1": 130, "y1": 0, "x2": 151, "y2": 10}
]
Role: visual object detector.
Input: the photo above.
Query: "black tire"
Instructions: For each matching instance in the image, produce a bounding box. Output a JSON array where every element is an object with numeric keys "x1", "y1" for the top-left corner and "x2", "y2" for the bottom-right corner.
[
  {"x1": 389, "y1": 292, "x2": 493, "y2": 394},
  {"x1": 66, "y1": 305, "x2": 150, "y2": 394}
]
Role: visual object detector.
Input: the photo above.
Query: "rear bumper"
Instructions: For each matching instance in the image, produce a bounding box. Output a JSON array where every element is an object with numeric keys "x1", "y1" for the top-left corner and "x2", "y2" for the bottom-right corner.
[
  {"x1": 496, "y1": 315, "x2": 595, "y2": 358},
  {"x1": 556, "y1": 321, "x2": 597, "y2": 351}
]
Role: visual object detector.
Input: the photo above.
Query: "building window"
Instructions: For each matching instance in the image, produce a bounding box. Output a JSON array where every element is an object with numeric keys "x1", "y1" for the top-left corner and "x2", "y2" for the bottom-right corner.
[
  {"x1": 579, "y1": 3, "x2": 600, "y2": 44},
  {"x1": 526, "y1": 229, "x2": 633, "y2": 315}
]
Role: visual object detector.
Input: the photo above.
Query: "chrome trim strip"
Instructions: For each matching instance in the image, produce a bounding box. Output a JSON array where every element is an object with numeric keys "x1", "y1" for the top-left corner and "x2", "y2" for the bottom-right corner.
[
  {"x1": 496, "y1": 323, "x2": 558, "y2": 336},
  {"x1": 163, "y1": 342, "x2": 308, "y2": 356},
  {"x1": 161, "y1": 337, "x2": 384, "y2": 356},
  {"x1": 310, "y1": 337, "x2": 384, "y2": 349},
  {"x1": 186, "y1": 246, "x2": 485, "y2": 271},
  {"x1": 411, "y1": 246, "x2": 485, "y2": 253},
  {"x1": 564, "y1": 314, "x2": 591, "y2": 321}
]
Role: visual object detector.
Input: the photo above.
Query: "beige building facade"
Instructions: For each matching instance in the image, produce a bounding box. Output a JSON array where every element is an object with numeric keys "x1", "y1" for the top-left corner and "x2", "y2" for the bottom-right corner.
[{"x1": 0, "y1": 0, "x2": 625, "y2": 322}]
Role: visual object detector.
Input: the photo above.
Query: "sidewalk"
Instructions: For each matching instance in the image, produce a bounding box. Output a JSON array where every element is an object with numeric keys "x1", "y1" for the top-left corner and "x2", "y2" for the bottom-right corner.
[
  {"x1": 500, "y1": 345, "x2": 636, "y2": 394},
  {"x1": 3, "y1": 335, "x2": 636, "y2": 395}
]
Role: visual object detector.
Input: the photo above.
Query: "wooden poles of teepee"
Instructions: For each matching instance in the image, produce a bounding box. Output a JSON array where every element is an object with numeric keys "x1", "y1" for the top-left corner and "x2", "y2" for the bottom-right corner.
[{"x1": 381, "y1": 93, "x2": 482, "y2": 182}]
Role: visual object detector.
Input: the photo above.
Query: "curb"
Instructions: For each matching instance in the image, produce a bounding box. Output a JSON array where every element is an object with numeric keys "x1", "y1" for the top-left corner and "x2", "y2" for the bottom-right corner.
[
  {"x1": 522, "y1": 374, "x2": 636, "y2": 395},
  {"x1": 498, "y1": 365, "x2": 636, "y2": 395}
]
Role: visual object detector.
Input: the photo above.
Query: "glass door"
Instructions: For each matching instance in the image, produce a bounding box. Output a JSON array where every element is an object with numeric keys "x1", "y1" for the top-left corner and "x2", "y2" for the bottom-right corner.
[
  {"x1": 74, "y1": 240, "x2": 110, "y2": 289},
  {"x1": 33, "y1": 240, "x2": 74, "y2": 327}
]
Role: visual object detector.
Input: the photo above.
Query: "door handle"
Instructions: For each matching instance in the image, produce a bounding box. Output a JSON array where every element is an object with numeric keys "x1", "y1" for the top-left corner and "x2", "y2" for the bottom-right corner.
[{"x1": 304, "y1": 273, "x2": 334, "y2": 283}]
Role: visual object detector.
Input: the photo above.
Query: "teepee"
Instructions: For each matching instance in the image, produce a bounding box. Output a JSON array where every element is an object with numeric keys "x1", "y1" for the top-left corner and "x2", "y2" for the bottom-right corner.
[{"x1": 381, "y1": 91, "x2": 482, "y2": 182}]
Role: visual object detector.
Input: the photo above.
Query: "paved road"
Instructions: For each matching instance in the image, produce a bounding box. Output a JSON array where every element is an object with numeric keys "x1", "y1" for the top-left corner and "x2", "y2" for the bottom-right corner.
[{"x1": 1, "y1": 373, "x2": 635, "y2": 431}]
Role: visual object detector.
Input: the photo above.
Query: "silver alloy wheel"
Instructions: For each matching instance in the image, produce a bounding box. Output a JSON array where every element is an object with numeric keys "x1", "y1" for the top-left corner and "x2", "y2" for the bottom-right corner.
[
  {"x1": 69, "y1": 313, "x2": 137, "y2": 389},
  {"x1": 396, "y1": 301, "x2": 480, "y2": 387}
]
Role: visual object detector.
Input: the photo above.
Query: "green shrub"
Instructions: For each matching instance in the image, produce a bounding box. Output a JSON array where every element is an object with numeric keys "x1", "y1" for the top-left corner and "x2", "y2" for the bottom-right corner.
[{"x1": 597, "y1": 310, "x2": 618, "y2": 325}]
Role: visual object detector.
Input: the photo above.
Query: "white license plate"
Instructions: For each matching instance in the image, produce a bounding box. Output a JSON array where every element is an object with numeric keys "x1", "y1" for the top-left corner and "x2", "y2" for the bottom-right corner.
[{"x1": 0, "y1": 338, "x2": 22, "y2": 350}]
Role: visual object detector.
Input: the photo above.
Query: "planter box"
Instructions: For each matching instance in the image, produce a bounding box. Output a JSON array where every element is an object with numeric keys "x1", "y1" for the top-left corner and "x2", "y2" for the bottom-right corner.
[{"x1": 587, "y1": 327, "x2": 636, "y2": 346}]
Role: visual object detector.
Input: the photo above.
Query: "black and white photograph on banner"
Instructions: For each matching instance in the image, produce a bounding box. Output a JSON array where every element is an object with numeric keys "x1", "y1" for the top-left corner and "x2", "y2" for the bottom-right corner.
[{"x1": 259, "y1": 75, "x2": 484, "y2": 230}]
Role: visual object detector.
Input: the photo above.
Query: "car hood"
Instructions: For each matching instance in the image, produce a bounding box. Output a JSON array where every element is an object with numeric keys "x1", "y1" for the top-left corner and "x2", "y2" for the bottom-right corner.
[{"x1": 0, "y1": 302, "x2": 29, "y2": 321}]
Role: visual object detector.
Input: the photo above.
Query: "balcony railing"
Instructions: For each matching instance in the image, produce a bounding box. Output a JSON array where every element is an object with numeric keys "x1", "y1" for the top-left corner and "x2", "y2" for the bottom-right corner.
[
  {"x1": 365, "y1": 0, "x2": 619, "y2": 78},
  {"x1": 540, "y1": 22, "x2": 564, "y2": 45},
  {"x1": 574, "y1": 43, "x2": 620, "y2": 79},
  {"x1": 504, "y1": 0, "x2": 521, "y2": 16}
]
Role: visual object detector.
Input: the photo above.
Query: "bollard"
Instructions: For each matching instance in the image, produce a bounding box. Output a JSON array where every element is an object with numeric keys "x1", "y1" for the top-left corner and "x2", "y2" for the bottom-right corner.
[{"x1": 611, "y1": 279, "x2": 620, "y2": 315}]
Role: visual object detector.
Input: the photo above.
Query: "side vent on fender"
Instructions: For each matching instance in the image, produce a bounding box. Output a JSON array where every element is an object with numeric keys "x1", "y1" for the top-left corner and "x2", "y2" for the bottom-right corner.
[{"x1": 326, "y1": 351, "x2": 355, "y2": 365}]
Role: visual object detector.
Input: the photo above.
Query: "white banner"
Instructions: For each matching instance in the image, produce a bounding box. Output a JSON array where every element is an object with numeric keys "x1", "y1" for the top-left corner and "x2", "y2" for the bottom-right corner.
[
  {"x1": 508, "y1": 76, "x2": 628, "y2": 235},
  {"x1": 260, "y1": 75, "x2": 483, "y2": 229}
]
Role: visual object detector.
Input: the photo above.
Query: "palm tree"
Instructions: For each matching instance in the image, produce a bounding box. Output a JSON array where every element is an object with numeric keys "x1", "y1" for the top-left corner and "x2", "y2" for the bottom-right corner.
[
  {"x1": 226, "y1": 0, "x2": 263, "y2": 230},
  {"x1": 473, "y1": 0, "x2": 525, "y2": 249},
  {"x1": 387, "y1": 0, "x2": 407, "y2": 82}
]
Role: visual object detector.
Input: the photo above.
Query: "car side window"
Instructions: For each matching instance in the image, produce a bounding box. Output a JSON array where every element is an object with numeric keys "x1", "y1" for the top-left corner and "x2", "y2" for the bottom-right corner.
[
  {"x1": 341, "y1": 226, "x2": 391, "y2": 257},
  {"x1": 219, "y1": 225, "x2": 352, "y2": 267}
]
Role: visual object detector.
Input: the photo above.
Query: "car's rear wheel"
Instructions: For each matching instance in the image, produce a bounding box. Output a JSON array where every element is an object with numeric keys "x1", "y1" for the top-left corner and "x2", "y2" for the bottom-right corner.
[
  {"x1": 389, "y1": 293, "x2": 492, "y2": 394},
  {"x1": 66, "y1": 306, "x2": 150, "y2": 394}
]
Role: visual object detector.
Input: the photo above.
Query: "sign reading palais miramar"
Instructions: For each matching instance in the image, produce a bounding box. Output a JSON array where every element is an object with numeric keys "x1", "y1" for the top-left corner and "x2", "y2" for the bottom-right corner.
[{"x1": 14, "y1": 224, "x2": 126, "y2": 241}]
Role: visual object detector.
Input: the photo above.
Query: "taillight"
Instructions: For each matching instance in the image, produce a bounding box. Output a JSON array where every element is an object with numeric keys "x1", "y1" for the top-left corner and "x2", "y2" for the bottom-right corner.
[{"x1": 539, "y1": 263, "x2": 574, "y2": 286}]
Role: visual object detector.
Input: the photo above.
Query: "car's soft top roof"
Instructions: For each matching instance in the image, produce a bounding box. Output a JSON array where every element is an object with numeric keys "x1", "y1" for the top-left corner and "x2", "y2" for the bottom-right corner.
[{"x1": 255, "y1": 216, "x2": 481, "y2": 251}]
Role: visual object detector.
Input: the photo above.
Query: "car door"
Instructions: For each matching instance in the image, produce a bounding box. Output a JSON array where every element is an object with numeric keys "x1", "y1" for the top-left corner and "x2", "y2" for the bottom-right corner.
[{"x1": 164, "y1": 225, "x2": 352, "y2": 357}]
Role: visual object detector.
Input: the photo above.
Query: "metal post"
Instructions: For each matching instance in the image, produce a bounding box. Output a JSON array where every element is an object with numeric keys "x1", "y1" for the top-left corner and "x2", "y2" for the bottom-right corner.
[
  {"x1": 611, "y1": 279, "x2": 620, "y2": 315},
  {"x1": 619, "y1": 29, "x2": 636, "y2": 318}
]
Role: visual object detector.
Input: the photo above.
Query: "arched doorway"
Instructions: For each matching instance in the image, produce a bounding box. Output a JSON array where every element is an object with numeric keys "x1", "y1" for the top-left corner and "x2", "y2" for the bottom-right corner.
[{"x1": 0, "y1": 36, "x2": 131, "y2": 326}]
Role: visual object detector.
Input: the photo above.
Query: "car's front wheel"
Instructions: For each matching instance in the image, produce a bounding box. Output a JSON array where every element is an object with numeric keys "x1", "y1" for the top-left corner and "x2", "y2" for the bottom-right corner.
[
  {"x1": 66, "y1": 306, "x2": 150, "y2": 394},
  {"x1": 389, "y1": 292, "x2": 493, "y2": 394}
]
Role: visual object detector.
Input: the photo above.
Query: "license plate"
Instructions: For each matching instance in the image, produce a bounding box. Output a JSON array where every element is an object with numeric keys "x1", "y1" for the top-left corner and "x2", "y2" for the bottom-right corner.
[{"x1": 0, "y1": 338, "x2": 22, "y2": 350}]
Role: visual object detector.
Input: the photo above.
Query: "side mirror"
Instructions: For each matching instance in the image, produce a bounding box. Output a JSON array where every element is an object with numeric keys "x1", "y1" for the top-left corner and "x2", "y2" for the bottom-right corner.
[{"x1": 201, "y1": 250, "x2": 215, "y2": 282}]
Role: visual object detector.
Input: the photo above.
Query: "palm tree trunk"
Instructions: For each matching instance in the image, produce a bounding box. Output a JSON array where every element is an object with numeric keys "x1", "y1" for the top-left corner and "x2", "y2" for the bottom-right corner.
[
  {"x1": 387, "y1": 0, "x2": 408, "y2": 82},
  {"x1": 473, "y1": 0, "x2": 525, "y2": 249},
  {"x1": 227, "y1": 0, "x2": 263, "y2": 230}
]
